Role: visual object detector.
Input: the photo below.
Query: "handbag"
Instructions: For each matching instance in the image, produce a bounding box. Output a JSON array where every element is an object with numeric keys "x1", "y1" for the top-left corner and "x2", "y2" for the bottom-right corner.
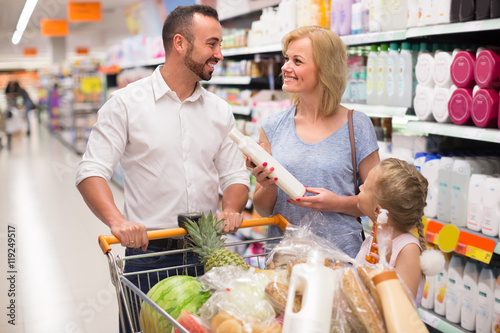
[{"x1": 347, "y1": 109, "x2": 365, "y2": 241}]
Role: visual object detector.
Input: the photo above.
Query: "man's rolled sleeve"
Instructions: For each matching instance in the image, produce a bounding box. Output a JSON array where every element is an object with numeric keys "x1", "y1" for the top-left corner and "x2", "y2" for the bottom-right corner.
[{"x1": 75, "y1": 96, "x2": 128, "y2": 186}]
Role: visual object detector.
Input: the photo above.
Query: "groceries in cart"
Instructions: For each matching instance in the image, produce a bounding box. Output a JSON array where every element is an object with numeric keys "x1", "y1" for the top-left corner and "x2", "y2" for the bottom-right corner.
[{"x1": 100, "y1": 212, "x2": 430, "y2": 333}]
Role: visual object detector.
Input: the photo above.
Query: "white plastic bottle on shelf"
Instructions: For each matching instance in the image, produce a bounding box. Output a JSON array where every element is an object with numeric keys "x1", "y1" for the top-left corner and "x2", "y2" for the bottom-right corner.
[
  {"x1": 446, "y1": 254, "x2": 466, "y2": 324},
  {"x1": 450, "y1": 159, "x2": 472, "y2": 228},
  {"x1": 467, "y1": 174, "x2": 488, "y2": 232},
  {"x1": 413, "y1": 84, "x2": 435, "y2": 121},
  {"x1": 437, "y1": 156, "x2": 455, "y2": 223},
  {"x1": 387, "y1": 42, "x2": 400, "y2": 106},
  {"x1": 435, "y1": 0, "x2": 452, "y2": 24},
  {"x1": 415, "y1": 43, "x2": 435, "y2": 88},
  {"x1": 433, "y1": 49, "x2": 454, "y2": 88},
  {"x1": 330, "y1": 0, "x2": 340, "y2": 34},
  {"x1": 422, "y1": 154, "x2": 441, "y2": 218},
  {"x1": 434, "y1": 252, "x2": 452, "y2": 316},
  {"x1": 493, "y1": 274, "x2": 500, "y2": 333},
  {"x1": 476, "y1": 266, "x2": 496, "y2": 333},
  {"x1": 357, "y1": 68, "x2": 367, "y2": 103},
  {"x1": 388, "y1": 0, "x2": 408, "y2": 30},
  {"x1": 481, "y1": 176, "x2": 500, "y2": 237},
  {"x1": 398, "y1": 42, "x2": 414, "y2": 107},
  {"x1": 376, "y1": 43, "x2": 389, "y2": 105},
  {"x1": 407, "y1": 0, "x2": 419, "y2": 27},
  {"x1": 351, "y1": 2, "x2": 363, "y2": 34},
  {"x1": 228, "y1": 128, "x2": 306, "y2": 200},
  {"x1": 418, "y1": 0, "x2": 435, "y2": 26},
  {"x1": 338, "y1": 0, "x2": 353, "y2": 35},
  {"x1": 421, "y1": 274, "x2": 436, "y2": 309},
  {"x1": 282, "y1": 249, "x2": 335, "y2": 333},
  {"x1": 414, "y1": 152, "x2": 428, "y2": 173},
  {"x1": 366, "y1": 44, "x2": 379, "y2": 105},
  {"x1": 461, "y1": 260, "x2": 481, "y2": 331},
  {"x1": 432, "y1": 85, "x2": 457, "y2": 123}
]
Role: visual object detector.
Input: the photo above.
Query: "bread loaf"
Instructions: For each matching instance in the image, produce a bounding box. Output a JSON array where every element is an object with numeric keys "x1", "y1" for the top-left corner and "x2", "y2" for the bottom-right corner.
[{"x1": 341, "y1": 269, "x2": 386, "y2": 333}]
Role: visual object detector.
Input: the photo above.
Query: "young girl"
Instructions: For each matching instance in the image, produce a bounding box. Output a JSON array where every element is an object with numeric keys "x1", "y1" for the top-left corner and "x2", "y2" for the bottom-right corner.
[{"x1": 355, "y1": 158, "x2": 428, "y2": 305}]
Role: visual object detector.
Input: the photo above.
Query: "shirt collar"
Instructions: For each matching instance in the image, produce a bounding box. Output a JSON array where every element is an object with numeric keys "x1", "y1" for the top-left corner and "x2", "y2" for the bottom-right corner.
[{"x1": 151, "y1": 65, "x2": 205, "y2": 103}]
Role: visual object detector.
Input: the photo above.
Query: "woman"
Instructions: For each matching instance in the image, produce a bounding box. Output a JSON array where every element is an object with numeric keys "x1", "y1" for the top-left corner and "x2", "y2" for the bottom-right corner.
[{"x1": 249, "y1": 26, "x2": 379, "y2": 258}]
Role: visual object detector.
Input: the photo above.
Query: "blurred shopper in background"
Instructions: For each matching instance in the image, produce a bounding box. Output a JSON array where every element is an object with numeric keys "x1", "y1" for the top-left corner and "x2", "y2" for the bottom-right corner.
[{"x1": 5, "y1": 80, "x2": 36, "y2": 136}]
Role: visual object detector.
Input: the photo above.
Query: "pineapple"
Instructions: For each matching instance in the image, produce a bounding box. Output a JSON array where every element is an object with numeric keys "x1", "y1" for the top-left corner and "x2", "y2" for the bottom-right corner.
[{"x1": 183, "y1": 212, "x2": 250, "y2": 272}]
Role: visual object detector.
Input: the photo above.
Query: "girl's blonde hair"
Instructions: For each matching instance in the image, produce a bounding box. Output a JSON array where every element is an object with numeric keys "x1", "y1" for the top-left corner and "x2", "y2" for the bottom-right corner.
[
  {"x1": 281, "y1": 26, "x2": 347, "y2": 116},
  {"x1": 374, "y1": 158, "x2": 429, "y2": 250}
]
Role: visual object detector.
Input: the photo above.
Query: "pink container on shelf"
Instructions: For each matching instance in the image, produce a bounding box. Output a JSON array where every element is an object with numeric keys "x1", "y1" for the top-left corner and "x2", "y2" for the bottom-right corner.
[
  {"x1": 474, "y1": 49, "x2": 500, "y2": 89},
  {"x1": 448, "y1": 88, "x2": 474, "y2": 125},
  {"x1": 451, "y1": 51, "x2": 476, "y2": 88},
  {"x1": 472, "y1": 88, "x2": 500, "y2": 128}
]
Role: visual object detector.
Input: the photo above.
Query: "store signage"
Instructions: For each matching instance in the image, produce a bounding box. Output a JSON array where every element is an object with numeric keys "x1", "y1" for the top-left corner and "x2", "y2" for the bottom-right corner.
[
  {"x1": 76, "y1": 47, "x2": 89, "y2": 55},
  {"x1": 40, "y1": 19, "x2": 68, "y2": 37},
  {"x1": 81, "y1": 77, "x2": 102, "y2": 94},
  {"x1": 68, "y1": 2, "x2": 102, "y2": 22},
  {"x1": 23, "y1": 48, "x2": 37, "y2": 56},
  {"x1": 425, "y1": 219, "x2": 496, "y2": 264}
]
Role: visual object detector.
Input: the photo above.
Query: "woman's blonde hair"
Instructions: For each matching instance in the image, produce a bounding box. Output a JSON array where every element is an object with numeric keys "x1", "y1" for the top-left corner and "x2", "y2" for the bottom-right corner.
[
  {"x1": 374, "y1": 158, "x2": 429, "y2": 250},
  {"x1": 281, "y1": 26, "x2": 347, "y2": 116}
]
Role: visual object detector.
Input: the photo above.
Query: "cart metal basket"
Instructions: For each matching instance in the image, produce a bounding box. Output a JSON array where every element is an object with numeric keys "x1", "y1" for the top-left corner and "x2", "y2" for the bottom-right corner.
[{"x1": 98, "y1": 215, "x2": 290, "y2": 333}]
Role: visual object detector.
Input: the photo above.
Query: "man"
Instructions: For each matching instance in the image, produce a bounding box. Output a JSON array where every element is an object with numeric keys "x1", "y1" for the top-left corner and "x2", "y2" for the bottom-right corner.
[{"x1": 76, "y1": 4, "x2": 248, "y2": 283}]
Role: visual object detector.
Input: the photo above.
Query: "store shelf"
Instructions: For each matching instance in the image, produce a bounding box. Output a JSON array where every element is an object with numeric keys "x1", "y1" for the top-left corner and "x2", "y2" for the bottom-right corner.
[
  {"x1": 405, "y1": 121, "x2": 500, "y2": 143},
  {"x1": 341, "y1": 29, "x2": 407, "y2": 45},
  {"x1": 406, "y1": 18, "x2": 500, "y2": 38},
  {"x1": 202, "y1": 76, "x2": 253, "y2": 85},
  {"x1": 120, "y1": 58, "x2": 163, "y2": 70},
  {"x1": 419, "y1": 308, "x2": 473, "y2": 333},
  {"x1": 222, "y1": 43, "x2": 282, "y2": 56},
  {"x1": 425, "y1": 218, "x2": 499, "y2": 264},
  {"x1": 343, "y1": 103, "x2": 410, "y2": 118},
  {"x1": 231, "y1": 105, "x2": 252, "y2": 116}
]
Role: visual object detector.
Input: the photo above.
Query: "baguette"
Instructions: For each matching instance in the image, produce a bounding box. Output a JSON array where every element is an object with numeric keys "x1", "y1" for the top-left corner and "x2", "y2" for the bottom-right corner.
[
  {"x1": 341, "y1": 268, "x2": 386, "y2": 333},
  {"x1": 357, "y1": 266, "x2": 384, "y2": 317}
]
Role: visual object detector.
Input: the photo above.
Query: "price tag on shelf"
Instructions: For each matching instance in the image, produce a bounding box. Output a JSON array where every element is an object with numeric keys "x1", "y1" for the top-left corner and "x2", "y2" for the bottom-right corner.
[
  {"x1": 457, "y1": 230, "x2": 495, "y2": 264},
  {"x1": 464, "y1": 127, "x2": 485, "y2": 141},
  {"x1": 463, "y1": 21, "x2": 483, "y2": 32},
  {"x1": 420, "y1": 310, "x2": 440, "y2": 328},
  {"x1": 430, "y1": 25, "x2": 444, "y2": 35},
  {"x1": 425, "y1": 220, "x2": 443, "y2": 244}
]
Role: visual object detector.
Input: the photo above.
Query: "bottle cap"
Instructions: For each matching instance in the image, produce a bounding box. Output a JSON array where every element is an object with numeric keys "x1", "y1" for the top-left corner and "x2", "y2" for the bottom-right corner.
[
  {"x1": 401, "y1": 42, "x2": 411, "y2": 51},
  {"x1": 390, "y1": 43, "x2": 399, "y2": 51},
  {"x1": 378, "y1": 209, "x2": 389, "y2": 223},
  {"x1": 380, "y1": 44, "x2": 389, "y2": 51},
  {"x1": 371, "y1": 44, "x2": 379, "y2": 52}
]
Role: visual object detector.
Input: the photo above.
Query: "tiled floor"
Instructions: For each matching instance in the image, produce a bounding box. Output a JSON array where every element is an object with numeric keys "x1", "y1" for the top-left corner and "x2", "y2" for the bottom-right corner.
[{"x1": 0, "y1": 116, "x2": 125, "y2": 333}]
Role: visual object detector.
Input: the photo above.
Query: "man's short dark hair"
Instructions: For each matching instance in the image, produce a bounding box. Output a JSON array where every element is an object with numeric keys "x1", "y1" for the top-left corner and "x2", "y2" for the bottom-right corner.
[{"x1": 162, "y1": 5, "x2": 219, "y2": 56}]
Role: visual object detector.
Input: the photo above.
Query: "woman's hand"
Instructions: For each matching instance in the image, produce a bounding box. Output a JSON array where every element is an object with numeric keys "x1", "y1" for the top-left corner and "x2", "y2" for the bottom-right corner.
[
  {"x1": 286, "y1": 187, "x2": 339, "y2": 211},
  {"x1": 244, "y1": 142, "x2": 278, "y2": 189}
]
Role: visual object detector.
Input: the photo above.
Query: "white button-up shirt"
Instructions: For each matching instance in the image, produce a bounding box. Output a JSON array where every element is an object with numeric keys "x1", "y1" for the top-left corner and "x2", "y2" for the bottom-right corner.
[{"x1": 76, "y1": 66, "x2": 250, "y2": 229}]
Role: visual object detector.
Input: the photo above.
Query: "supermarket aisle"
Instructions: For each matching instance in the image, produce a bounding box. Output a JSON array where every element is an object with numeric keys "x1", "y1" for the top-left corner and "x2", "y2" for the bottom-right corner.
[{"x1": 0, "y1": 116, "x2": 125, "y2": 333}]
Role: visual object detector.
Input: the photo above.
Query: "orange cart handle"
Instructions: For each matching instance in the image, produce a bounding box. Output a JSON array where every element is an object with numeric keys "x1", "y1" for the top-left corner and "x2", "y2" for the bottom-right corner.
[{"x1": 98, "y1": 214, "x2": 290, "y2": 254}]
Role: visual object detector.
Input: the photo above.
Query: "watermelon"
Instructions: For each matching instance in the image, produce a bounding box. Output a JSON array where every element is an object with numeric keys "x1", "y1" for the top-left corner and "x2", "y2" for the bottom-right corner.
[{"x1": 139, "y1": 276, "x2": 211, "y2": 333}]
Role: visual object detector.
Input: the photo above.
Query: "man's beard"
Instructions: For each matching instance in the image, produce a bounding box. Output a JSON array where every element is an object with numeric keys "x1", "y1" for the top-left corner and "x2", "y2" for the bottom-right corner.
[{"x1": 184, "y1": 46, "x2": 217, "y2": 81}]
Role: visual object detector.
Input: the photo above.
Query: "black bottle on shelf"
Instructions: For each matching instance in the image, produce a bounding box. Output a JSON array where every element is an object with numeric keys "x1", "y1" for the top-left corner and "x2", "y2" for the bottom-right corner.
[
  {"x1": 460, "y1": 0, "x2": 476, "y2": 21},
  {"x1": 476, "y1": 0, "x2": 491, "y2": 19},
  {"x1": 450, "y1": 0, "x2": 462, "y2": 22},
  {"x1": 491, "y1": 0, "x2": 500, "y2": 18}
]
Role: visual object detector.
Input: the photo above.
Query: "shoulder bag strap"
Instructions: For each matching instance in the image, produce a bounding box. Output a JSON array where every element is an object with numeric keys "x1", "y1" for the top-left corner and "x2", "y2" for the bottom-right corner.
[
  {"x1": 348, "y1": 109, "x2": 365, "y2": 240},
  {"x1": 347, "y1": 109, "x2": 358, "y2": 195}
]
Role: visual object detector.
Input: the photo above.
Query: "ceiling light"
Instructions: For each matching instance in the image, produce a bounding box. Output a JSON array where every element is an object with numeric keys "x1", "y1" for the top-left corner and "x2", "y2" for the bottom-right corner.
[{"x1": 12, "y1": 0, "x2": 39, "y2": 45}]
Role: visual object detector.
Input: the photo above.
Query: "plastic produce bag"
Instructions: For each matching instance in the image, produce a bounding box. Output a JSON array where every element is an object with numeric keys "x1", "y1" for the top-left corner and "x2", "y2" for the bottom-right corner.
[
  {"x1": 265, "y1": 211, "x2": 356, "y2": 270},
  {"x1": 198, "y1": 266, "x2": 286, "y2": 332}
]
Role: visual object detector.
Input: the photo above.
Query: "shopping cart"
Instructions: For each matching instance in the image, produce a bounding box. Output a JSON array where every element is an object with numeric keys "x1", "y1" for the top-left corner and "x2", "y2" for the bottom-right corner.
[{"x1": 98, "y1": 215, "x2": 290, "y2": 333}]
